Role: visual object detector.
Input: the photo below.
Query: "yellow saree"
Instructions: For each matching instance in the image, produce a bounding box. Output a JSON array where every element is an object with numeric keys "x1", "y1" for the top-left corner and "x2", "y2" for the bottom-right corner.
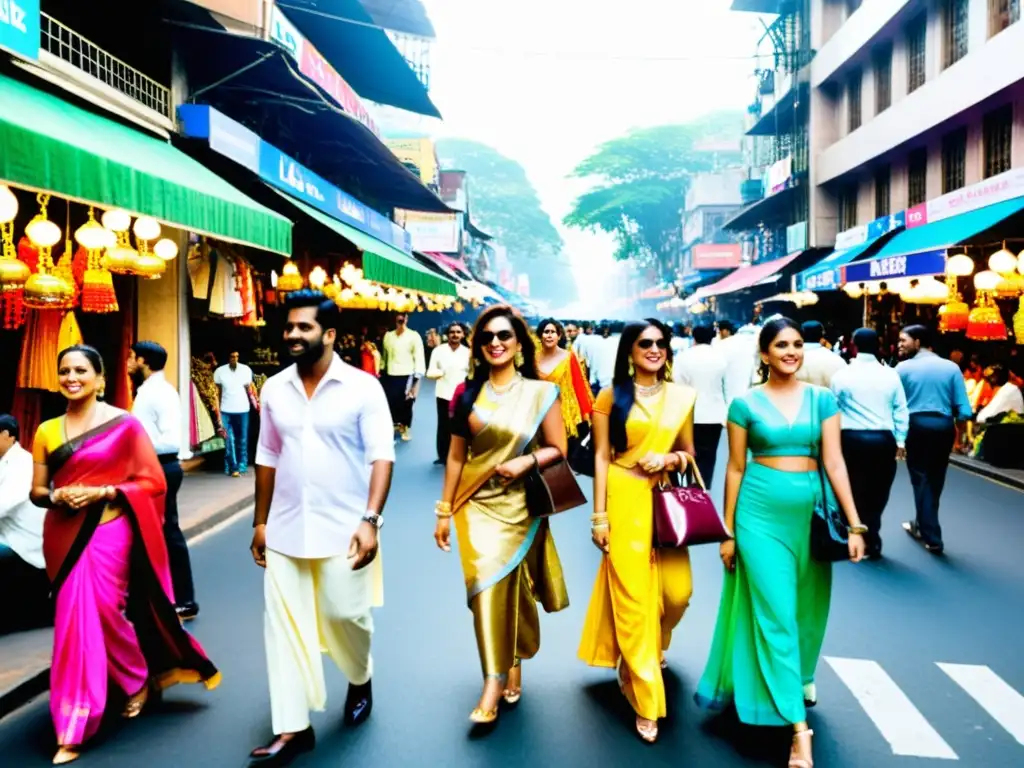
[
  {"x1": 538, "y1": 353, "x2": 594, "y2": 439},
  {"x1": 578, "y1": 383, "x2": 696, "y2": 721},
  {"x1": 453, "y1": 378, "x2": 570, "y2": 678}
]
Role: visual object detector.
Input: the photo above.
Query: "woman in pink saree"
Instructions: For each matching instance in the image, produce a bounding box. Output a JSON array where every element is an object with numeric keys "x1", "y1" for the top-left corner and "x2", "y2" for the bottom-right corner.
[{"x1": 30, "y1": 345, "x2": 220, "y2": 764}]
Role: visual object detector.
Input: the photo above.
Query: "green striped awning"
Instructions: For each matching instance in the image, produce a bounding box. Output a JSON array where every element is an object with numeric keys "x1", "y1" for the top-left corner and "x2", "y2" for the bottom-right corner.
[
  {"x1": 269, "y1": 189, "x2": 457, "y2": 296},
  {"x1": 0, "y1": 74, "x2": 291, "y2": 255}
]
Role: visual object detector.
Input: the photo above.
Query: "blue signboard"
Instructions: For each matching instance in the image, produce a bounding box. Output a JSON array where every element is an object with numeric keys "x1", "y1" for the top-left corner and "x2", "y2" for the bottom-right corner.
[
  {"x1": 0, "y1": 0, "x2": 40, "y2": 61},
  {"x1": 178, "y1": 105, "x2": 412, "y2": 253},
  {"x1": 843, "y1": 248, "x2": 946, "y2": 283},
  {"x1": 867, "y1": 210, "x2": 905, "y2": 240}
]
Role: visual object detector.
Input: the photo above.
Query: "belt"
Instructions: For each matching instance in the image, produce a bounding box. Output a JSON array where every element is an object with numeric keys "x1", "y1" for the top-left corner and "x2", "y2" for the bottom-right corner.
[{"x1": 158, "y1": 453, "x2": 180, "y2": 465}]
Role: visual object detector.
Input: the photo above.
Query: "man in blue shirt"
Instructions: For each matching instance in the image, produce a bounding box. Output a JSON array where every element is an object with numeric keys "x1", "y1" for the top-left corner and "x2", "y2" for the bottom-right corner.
[
  {"x1": 831, "y1": 328, "x2": 909, "y2": 559},
  {"x1": 895, "y1": 325, "x2": 972, "y2": 555}
]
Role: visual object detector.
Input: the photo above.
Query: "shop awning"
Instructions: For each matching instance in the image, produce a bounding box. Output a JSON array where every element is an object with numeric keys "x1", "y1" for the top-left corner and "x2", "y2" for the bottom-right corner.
[
  {"x1": 843, "y1": 249, "x2": 947, "y2": 284},
  {"x1": 425, "y1": 251, "x2": 473, "y2": 279},
  {"x1": 722, "y1": 184, "x2": 799, "y2": 231},
  {"x1": 795, "y1": 238, "x2": 885, "y2": 291},
  {"x1": 270, "y1": 189, "x2": 456, "y2": 296},
  {"x1": 697, "y1": 251, "x2": 804, "y2": 298},
  {"x1": 0, "y1": 74, "x2": 291, "y2": 255},
  {"x1": 872, "y1": 196, "x2": 1024, "y2": 259}
]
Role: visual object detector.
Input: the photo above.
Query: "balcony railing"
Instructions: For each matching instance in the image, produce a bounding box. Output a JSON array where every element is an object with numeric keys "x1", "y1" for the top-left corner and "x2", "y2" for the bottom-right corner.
[
  {"x1": 741, "y1": 178, "x2": 764, "y2": 204},
  {"x1": 40, "y1": 12, "x2": 171, "y2": 118},
  {"x1": 387, "y1": 31, "x2": 431, "y2": 92}
]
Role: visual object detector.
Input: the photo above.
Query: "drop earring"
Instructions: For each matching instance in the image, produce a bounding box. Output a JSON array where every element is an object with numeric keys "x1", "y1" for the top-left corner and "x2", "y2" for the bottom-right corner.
[
  {"x1": 628, "y1": 360, "x2": 635, "y2": 377},
  {"x1": 514, "y1": 350, "x2": 524, "y2": 368}
]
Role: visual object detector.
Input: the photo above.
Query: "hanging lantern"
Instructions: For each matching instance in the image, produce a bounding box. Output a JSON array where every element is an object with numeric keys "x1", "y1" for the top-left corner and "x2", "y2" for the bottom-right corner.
[
  {"x1": 939, "y1": 298, "x2": 969, "y2": 332},
  {"x1": 309, "y1": 265, "x2": 327, "y2": 289},
  {"x1": 75, "y1": 209, "x2": 117, "y2": 251},
  {"x1": 81, "y1": 239, "x2": 119, "y2": 314},
  {"x1": 102, "y1": 244, "x2": 141, "y2": 274},
  {"x1": 1013, "y1": 297, "x2": 1024, "y2": 345},
  {"x1": 132, "y1": 216, "x2": 161, "y2": 242},
  {"x1": 0, "y1": 221, "x2": 29, "y2": 292},
  {"x1": 994, "y1": 273, "x2": 1024, "y2": 299},
  {"x1": 134, "y1": 252, "x2": 166, "y2": 279},
  {"x1": 902, "y1": 277, "x2": 949, "y2": 304},
  {"x1": 154, "y1": 238, "x2": 178, "y2": 260},
  {"x1": 842, "y1": 282, "x2": 864, "y2": 299},
  {"x1": 973, "y1": 270, "x2": 1001, "y2": 292},
  {"x1": 988, "y1": 245, "x2": 1017, "y2": 275},
  {"x1": 277, "y1": 261, "x2": 303, "y2": 292},
  {"x1": 946, "y1": 253, "x2": 975, "y2": 277},
  {"x1": 25, "y1": 194, "x2": 62, "y2": 249},
  {"x1": 966, "y1": 292, "x2": 1007, "y2": 341},
  {"x1": 0, "y1": 184, "x2": 18, "y2": 224},
  {"x1": 23, "y1": 195, "x2": 73, "y2": 309}
]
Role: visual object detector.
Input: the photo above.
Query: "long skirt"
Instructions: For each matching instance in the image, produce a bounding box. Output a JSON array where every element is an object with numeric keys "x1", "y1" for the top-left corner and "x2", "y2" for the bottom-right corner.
[
  {"x1": 50, "y1": 515, "x2": 148, "y2": 747},
  {"x1": 695, "y1": 462, "x2": 832, "y2": 726}
]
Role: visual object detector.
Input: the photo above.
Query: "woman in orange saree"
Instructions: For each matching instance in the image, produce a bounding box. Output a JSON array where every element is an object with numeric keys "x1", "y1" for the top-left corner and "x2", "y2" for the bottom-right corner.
[{"x1": 31, "y1": 345, "x2": 219, "y2": 765}]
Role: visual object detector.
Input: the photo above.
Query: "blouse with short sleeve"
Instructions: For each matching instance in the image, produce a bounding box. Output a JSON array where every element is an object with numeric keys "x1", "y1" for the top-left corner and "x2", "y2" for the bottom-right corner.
[
  {"x1": 593, "y1": 387, "x2": 613, "y2": 416},
  {"x1": 728, "y1": 385, "x2": 837, "y2": 458}
]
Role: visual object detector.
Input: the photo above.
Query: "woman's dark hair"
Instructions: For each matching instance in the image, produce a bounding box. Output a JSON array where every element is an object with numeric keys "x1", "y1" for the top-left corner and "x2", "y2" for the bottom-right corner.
[
  {"x1": 451, "y1": 305, "x2": 538, "y2": 438},
  {"x1": 609, "y1": 319, "x2": 673, "y2": 454},
  {"x1": 536, "y1": 318, "x2": 566, "y2": 349},
  {"x1": 57, "y1": 344, "x2": 105, "y2": 375},
  {"x1": 757, "y1": 316, "x2": 802, "y2": 383}
]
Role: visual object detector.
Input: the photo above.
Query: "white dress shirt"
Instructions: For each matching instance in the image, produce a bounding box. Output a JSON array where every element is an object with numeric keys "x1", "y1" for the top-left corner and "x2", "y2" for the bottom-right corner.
[
  {"x1": 427, "y1": 343, "x2": 471, "y2": 401},
  {"x1": 830, "y1": 355, "x2": 910, "y2": 447},
  {"x1": 977, "y1": 382, "x2": 1024, "y2": 424},
  {"x1": 674, "y1": 343, "x2": 728, "y2": 425},
  {"x1": 256, "y1": 354, "x2": 396, "y2": 559},
  {"x1": 132, "y1": 370, "x2": 182, "y2": 456},
  {"x1": 593, "y1": 336, "x2": 619, "y2": 389},
  {"x1": 214, "y1": 363, "x2": 254, "y2": 414},
  {"x1": 797, "y1": 343, "x2": 848, "y2": 388},
  {"x1": 571, "y1": 334, "x2": 597, "y2": 376},
  {"x1": 719, "y1": 325, "x2": 761, "y2": 406},
  {"x1": 0, "y1": 443, "x2": 44, "y2": 569}
]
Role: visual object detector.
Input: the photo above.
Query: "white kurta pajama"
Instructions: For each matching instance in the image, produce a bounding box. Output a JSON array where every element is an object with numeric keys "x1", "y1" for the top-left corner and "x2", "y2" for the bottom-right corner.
[{"x1": 256, "y1": 354, "x2": 394, "y2": 735}]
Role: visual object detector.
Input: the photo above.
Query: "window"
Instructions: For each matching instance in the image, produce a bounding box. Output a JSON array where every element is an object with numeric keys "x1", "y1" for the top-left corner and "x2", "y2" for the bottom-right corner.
[
  {"x1": 942, "y1": 127, "x2": 968, "y2": 193},
  {"x1": 990, "y1": 0, "x2": 1021, "y2": 36},
  {"x1": 875, "y1": 166, "x2": 892, "y2": 217},
  {"x1": 907, "y1": 149, "x2": 928, "y2": 206},
  {"x1": 874, "y1": 44, "x2": 893, "y2": 114},
  {"x1": 983, "y1": 104, "x2": 1013, "y2": 178},
  {"x1": 944, "y1": 0, "x2": 970, "y2": 68},
  {"x1": 908, "y1": 148, "x2": 928, "y2": 206},
  {"x1": 907, "y1": 16, "x2": 927, "y2": 93},
  {"x1": 848, "y1": 69, "x2": 862, "y2": 132},
  {"x1": 838, "y1": 185, "x2": 859, "y2": 231}
]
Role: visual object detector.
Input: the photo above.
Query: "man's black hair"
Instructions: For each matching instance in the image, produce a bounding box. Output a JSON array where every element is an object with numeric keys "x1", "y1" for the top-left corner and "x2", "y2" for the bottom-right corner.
[
  {"x1": 0, "y1": 414, "x2": 18, "y2": 441},
  {"x1": 284, "y1": 289, "x2": 340, "y2": 332},
  {"x1": 131, "y1": 340, "x2": 168, "y2": 372}
]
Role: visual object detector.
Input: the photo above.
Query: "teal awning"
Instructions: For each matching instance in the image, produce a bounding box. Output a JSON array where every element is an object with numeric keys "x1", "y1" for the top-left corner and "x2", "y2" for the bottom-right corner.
[
  {"x1": 270, "y1": 189, "x2": 457, "y2": 296},
  {"x1": 796, "y1": 237, "x2": 885, "y2": 291},
  {"x1": 873, "y1": 197, "x2": 1024, "y2": 259}
]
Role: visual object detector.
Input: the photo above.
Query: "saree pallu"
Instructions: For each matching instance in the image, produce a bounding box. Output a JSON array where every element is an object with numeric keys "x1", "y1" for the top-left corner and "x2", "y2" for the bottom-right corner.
[
  {"x1": 42, "y1": 414, "x2": 220, "y2": 747},
  {"x1": 453, "y1": 380, "x2": 569, "y2": 678},
  {"x1": 538, "y1": 354, "x2": 594, "y2": 439},
  {"x1": 578, "y1": 384, "x2": 696, "y2": 721}
]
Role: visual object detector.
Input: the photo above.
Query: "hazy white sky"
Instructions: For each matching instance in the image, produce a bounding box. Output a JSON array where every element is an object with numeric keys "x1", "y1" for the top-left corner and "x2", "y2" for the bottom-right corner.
[{"x1": 408, "y1": 0, "x2": 766, "y2": 296}]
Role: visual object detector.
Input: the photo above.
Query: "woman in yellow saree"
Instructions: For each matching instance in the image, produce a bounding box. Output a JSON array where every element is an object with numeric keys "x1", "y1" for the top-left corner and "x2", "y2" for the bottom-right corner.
[
  {"x1": 535, "y1": 318, "x2": 594, "y2": 443},
  {"x1": 579, "y1": 319, "x2": 697, "y2": 744},
  {"x1": 434, "y1": 305, "x2": 570, "y2": 726}
]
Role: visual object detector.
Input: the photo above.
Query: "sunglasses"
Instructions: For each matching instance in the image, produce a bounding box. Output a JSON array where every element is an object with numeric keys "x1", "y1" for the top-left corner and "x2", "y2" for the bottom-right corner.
[
  {"x1": 479, "y1": 330, "x2": 516, "y2": 345},
  {"x1": 637, "y1": 338, "x2": 669, "y2": 350}
]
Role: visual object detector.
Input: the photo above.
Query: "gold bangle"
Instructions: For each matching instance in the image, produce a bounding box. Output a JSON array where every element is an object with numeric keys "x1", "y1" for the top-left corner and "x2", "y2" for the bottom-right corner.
[
  {"x1": 435, "y1": 501, "x2": 454, "y2": 518},
  {"x1": 848, "y1": 524, "x2": 868, "y2": 535},
  {"x1": 591, "y1": 522, "x2": 609, "y2": 531}
]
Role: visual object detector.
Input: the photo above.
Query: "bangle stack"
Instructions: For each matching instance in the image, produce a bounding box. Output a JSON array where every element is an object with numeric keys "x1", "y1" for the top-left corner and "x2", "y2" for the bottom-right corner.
[
  {"x1": 848, "y1": 524, "x2": 868, "y2": 535},
  {"x1": 590, "y1": 513, "x2": 609, "y2": 531},
  {"x1": 435, "y1": 501, "x2": 453, "y2": 519}
]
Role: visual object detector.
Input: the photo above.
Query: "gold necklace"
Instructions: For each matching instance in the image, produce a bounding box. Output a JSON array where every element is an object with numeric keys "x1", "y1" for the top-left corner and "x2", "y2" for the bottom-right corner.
[
  {"x1": 486, "y1": 373, "x2": 523, "y2": 398},
  {"x1": 635, "y1": 380, "x2": 664, "y2": 398}
]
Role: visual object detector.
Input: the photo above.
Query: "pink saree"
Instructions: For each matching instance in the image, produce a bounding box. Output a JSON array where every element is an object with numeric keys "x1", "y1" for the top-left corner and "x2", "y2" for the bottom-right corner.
[{"x1": 43, "y1": 414, "x2": 220, "y2": 747}]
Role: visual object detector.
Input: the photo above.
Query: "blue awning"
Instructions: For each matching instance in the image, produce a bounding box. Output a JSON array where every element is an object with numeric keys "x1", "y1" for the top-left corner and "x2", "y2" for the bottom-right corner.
[
  {"x1": 873, "y1": 196, "x2": 1024, "y2": 259},
  {"x1": 796, "y1": 238, "x2": 884, "y2": 291}
]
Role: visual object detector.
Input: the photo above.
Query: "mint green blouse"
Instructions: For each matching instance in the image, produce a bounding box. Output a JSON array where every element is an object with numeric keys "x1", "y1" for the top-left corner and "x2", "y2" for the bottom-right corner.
[{"x1": 727, "y1": 385, "x2": 839, "y2": 458}]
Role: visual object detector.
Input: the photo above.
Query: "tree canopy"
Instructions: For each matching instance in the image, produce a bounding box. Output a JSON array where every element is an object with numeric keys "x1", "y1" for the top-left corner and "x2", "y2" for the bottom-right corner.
[{"x1": 563, "y1": 111, "x2": 745, "y2": 276}]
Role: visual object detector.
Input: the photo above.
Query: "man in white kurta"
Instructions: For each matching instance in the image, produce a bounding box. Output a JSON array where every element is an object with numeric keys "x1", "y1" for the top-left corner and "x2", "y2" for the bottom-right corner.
[{"x1": 249, "y1": 291, "x2": 395, "y2": 766}]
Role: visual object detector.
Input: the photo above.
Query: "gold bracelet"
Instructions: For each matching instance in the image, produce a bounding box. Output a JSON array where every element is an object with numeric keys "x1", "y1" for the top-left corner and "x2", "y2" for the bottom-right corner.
[
  {"x1": 848, "y1": 524, "x2": 868, "y2": 535},
  {"x1": 591, "y1": 522, "x2": 609, "y2": 531},
  {"x1": 435, "y1": 501, "x2": 453, "y2": 518}
]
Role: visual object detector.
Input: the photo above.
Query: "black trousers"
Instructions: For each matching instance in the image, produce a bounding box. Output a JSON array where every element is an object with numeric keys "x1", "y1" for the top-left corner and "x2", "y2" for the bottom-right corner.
[
  {"x1": 436, "y1": 398, "x2": 452, "y2": 462},
  {"x1": 840, "y1": 430, "x2": 897, "y2": 556},
  {"x1": 693, "y1": 423, "x2": 723, "y2": 488},
  {"x1": 160, "y1": 457, "x2": 195, "y2": 605},
  {"x1": 905, "y1": 413, "x2": 956, "y2": 548},
  {"x1": 383, "y1": 374, "x2": 414, "y2": 428},
  {"x1": 0, "y1": 545, "x2": 52, "y2": 635}
]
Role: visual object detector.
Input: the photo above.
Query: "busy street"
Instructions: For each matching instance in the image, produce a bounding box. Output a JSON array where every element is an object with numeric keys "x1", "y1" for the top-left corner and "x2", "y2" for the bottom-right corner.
[{"x1": 1, "y1": 386, "x2": 1022, "y2": 768}]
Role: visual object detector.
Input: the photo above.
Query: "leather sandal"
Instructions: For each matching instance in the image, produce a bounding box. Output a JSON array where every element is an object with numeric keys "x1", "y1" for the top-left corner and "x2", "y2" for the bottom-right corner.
[{"x1": 789, "y1": 728, "x2": 814, "y2": 767}]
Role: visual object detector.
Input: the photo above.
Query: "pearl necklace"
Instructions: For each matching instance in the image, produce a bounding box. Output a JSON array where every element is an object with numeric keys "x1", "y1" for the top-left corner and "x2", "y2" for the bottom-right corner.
[
  {"x1": 486, "y1": 373, "x2": 523, "y2": 399},
  {"x1": 635, "y1": 380, "x2": 664, "y2": 398}
]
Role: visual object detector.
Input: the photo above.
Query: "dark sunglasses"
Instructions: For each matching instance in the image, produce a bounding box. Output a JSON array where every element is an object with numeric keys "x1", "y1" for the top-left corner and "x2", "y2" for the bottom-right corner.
[
  {"x1": 479, "y1": 330, "x2": 515, "y2": 345},
  {"x1": 637, "y1": 338, "x2": 669, "y2": 350}
]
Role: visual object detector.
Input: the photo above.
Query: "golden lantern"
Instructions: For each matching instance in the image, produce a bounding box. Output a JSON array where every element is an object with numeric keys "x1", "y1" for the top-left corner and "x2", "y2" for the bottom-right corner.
[
  {"x1": 154, "y1": 238, "x2": 178, "y2": 260},
  {"x1": 309, "y1": 265, "x2": 327, "y2": 289},
  {"x1": 0, "y1": 221, "x2": 30, "y2": 292},
  {"x1": 132, "y1": 216, "x2": 161, "y2": 242},
  {"x1": 989, "y1": 245, "x2": 1017, "y2": 275},
  {"x1": 134, "y1": 251, "x2": 166, "y2": 279},
  {"x1": 23, "y1": 194, "x2": 74, "y2": 309},
  {"x1": 101, "y1": 209, "x2": 132, "y2": 233},
  {"x1": 75, "y1": 209, "x2": 117, "y2": 251},
  {"x1": 0, "y1": 184, "x2": 19, "y2": 224},
  {"x1": 946, "y1": 253, "x2": 975, "y2": 277},
  {"x1": 966, "y1": 292, "x2": 1007, "y2": 341},
  {"x1": 277, "y1": 261, "x2": 303, "y2": 292},
  {"x1": 1013, "y1": 297, "x2": 1024, "y2": 344},
  {"x1": 25, "y1": 194, "x2": 62, "y2": 249},
  {"x1": 102, "y1": 244, "x2": 141, "y2": 274},
  {"x1": 973, "y1": 270, "x2": 1001, "y2": 292}
]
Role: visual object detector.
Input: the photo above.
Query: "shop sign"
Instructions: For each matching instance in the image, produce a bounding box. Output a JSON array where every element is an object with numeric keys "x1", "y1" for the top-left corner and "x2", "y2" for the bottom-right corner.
[
  {"x1": 906, "y1": 167, "x2": 1024, "y2": 229},
  {"x1": 868, "y1": 210, "x2": 905, "y2": 239},
  {"x1": 267, "y1": 3, "x2": 379, "y2": 137},
  {"x1": 692, "y1": 243, "x2": 742, "y2": 270},
  {"x1": 766, "y1": 156, "x2": 792, "y2": 195},
  {"x1": 843, "y1": 248, "x2": 946, "y2": 283},
  {"x1": 786, "y1": 221, "x2": 807, "y2": 254},
  {"x1": 0, "y1": 0, "x2": 39, "y2": 61},
  {"x1": 800, "y1": 267, "x2": 842, "y2": 291},
  {"x1": 394, "y1": 209, "x2": 460, "y2": 253}
]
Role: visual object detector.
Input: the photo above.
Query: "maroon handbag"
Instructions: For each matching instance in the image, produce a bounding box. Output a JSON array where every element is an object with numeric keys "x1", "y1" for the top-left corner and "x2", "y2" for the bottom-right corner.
[{"x1": 652, "y1": 454, "x2": 732, "y2": 548}]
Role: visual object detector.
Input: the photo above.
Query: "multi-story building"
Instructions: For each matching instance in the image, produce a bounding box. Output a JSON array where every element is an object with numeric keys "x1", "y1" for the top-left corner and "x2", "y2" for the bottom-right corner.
[{"x1": 680, "y1": 168, "x2": 746, "y2": 292}]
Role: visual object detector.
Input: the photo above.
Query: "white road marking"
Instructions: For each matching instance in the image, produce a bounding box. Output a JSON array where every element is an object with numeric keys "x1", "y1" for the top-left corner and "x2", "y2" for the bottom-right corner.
[
  {"x1": 186, "y1": 506, "x2": 252, "y2": 546},
  {"x1": 937, "y1": 663, "x2": 1024, "y2": 746},
  {"x1": 825, "y1": 657, "x2": 959, "y2": 760}
]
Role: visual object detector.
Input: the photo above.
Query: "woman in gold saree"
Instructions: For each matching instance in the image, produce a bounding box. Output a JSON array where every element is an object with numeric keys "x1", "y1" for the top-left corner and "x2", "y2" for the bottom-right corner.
[
  {"x1": 578, "y1": 319, "x2": 697, "y2": 743},
  {"x1": 434, "y1": 305, "x2": 570, "y2": 725}
]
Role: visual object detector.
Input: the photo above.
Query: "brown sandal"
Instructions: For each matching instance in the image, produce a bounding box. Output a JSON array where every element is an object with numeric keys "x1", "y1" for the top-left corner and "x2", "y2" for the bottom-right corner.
[{"x1": 122, "y1": 685, "x2": 149, "y2": 719}]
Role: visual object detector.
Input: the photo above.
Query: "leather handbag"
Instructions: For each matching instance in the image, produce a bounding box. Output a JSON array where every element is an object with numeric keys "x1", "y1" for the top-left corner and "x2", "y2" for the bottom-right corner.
[
  {"x1": 524, "y1": 457, "x2": 587, "y2": 517},
  {"x1": 568, "y1": 430, "x2": 595, "y2": 477},
  {"x1": 652, "y1": 453, "x2": 731, "y2": 548},
  {"x1": 808, "y1": 388, "x2": 850, "y2": 562}
]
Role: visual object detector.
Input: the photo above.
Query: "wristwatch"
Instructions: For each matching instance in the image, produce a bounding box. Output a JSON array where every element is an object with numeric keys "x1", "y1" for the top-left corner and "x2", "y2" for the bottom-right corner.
[{"x1": 362, "y1": 514, "x2": 384, "y2": 530}]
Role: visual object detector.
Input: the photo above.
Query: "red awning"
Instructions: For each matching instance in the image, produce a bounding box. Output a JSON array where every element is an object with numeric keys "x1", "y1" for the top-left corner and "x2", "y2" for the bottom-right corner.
[
  {"x1": 696, "y1": 251, "x2": 803, "y2": 298},
  {"x1": 638, "y1": 285, "x2": 675, "y2": 300},
  {"x1": 425, "y1": 251, "x2": 471, "y2": 278}
]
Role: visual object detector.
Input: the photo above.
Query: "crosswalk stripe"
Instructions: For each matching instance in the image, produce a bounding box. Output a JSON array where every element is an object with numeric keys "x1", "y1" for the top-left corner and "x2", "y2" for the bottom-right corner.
[
  {"x1": 825, "y1": 657, "x2": 959, "y2": 760},
  {"x1": 937, "y1": 663, "x2": 1024, "y2": 746}
]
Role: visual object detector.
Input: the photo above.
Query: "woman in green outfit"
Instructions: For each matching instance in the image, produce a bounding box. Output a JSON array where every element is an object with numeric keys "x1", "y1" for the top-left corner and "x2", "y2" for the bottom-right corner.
[{"x1": 695, "y1": 317, "x2": 866, "y2": 768}]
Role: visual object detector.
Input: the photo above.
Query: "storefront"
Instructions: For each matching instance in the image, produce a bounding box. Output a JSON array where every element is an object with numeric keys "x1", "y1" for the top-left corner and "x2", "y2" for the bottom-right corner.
[{"x1": 0, "y1": 72, "x2": 291, "y2": 451}]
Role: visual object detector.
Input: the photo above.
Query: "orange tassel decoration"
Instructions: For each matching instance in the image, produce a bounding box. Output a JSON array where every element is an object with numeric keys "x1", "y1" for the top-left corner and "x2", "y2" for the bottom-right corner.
[
  {"x1": 965, "y1": 294, "x2": 1007, "y2": 341},
  {"x1": 81, "y1": 247, "x2": 118, "y2": 313},
  {"x1": 1, "y1": 288, "x2": 26, "y2": 329}
]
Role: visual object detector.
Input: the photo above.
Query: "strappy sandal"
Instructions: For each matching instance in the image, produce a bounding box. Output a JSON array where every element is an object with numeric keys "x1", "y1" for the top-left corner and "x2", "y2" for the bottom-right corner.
[
  {"x1": 502, "y1": 657, "x2": 522, "y2": 704},
  {"x1": 52, "y1": 747, "x2": 80, "y2": 765},
  {"x1": 122, "y1": 685, "x2": 149, "y2": 719},
  {"x1": 469, "y1": 707, "x2": 498, "y2": 724},
  {"x1": 789, "y1": 728, "x2": 814, "y2": 767},
  {"x1": 635, "y1": 716, "x2": 658, "y2": 744}
]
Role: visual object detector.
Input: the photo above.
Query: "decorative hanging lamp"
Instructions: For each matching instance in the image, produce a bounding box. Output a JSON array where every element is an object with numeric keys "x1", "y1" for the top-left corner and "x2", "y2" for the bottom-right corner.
[
  {"x1": 988, "y1": 243, "x2": 1017, "y2": 275},
  {"x1": 277, "y1": 261, "x2": 303, "y2": 292},
  {"x1": 1013, "y1": 297, "x2": 1024, "y2": 345},
  {"x1": 946, "y1": 252, "x2": 975, "y2": 277},
  {"x1": 23, "y1": 195, "x2": 74, "y2": 309},
  {"x1": 965, "y1": 291, "x2": 1008, "y2": 341}
]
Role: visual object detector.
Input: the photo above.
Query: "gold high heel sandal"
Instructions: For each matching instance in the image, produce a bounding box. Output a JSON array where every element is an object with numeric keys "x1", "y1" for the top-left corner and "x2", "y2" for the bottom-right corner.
[
  {"x1": 122, "y1": 685, "x2": 149, "y2": 719},
  {"x1": 502, "y1": 658, "x2": 522, "y2": 704},
  {"x1": 789, "y1": 728, "x2": 814, "y2": 767},
  {"x1": 469, "y1": 707, "x2": 498, "y2": 724},
  {"x1": 635, "y1": 716, "x2": 658, "y2": 744},
  {"x1": 52, "y1": 747, "x2": 80, "y2": 765}
]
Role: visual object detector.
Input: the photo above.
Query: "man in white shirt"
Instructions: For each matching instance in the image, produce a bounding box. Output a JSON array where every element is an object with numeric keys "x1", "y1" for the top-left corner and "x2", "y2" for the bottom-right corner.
[
  {"x1": 128, "y1": 341, "x2": 197, "y2": 620},
  {"x1": 591, "y1": 324, "x2": 619, "y2": 393},
  {"x1": 830, "y1": 328, "x2": 909, "y2": 560},
  {"x1": 797, "y1": 321, "x2": 847, "y2": 388},
  {"x1": 673, "y1": 325, "x2": 728, "y2": 486},
  {"x1": 976, "y1": 364, "x2": 1024, "y2": 424},
  {"x1": 214, "y1": 351, "x2": 255, "y2": 477},
  {"x1": 0, "y1": 415, "x2": 49, "y2": 634},
  {"x1": 718, "y1": 320, "x2": 761, "y2": 405},
  {"x1": 249, "y1": 290, "x2": 395, "y2": 766},
  {"x1": 426, "y1": 322, "x2": 470, "y2": 465},
  {"x1": 382, "y1": 313, "x2": 425, "y2": 442}
]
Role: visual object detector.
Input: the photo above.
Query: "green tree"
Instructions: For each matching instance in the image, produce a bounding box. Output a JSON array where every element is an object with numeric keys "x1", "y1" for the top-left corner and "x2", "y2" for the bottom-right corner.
[
  {"x1": 436, "y1": 138, "x2": 575, "y2": 303},
  {"x1": 563, "y1": 112, "x2": 744, "y2": 278}
]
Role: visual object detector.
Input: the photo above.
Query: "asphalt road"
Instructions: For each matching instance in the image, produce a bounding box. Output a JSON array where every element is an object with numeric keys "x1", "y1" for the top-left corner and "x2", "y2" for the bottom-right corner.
[{"x1": 2, "y1": 386, "x2": 1023, "y2": 767}]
